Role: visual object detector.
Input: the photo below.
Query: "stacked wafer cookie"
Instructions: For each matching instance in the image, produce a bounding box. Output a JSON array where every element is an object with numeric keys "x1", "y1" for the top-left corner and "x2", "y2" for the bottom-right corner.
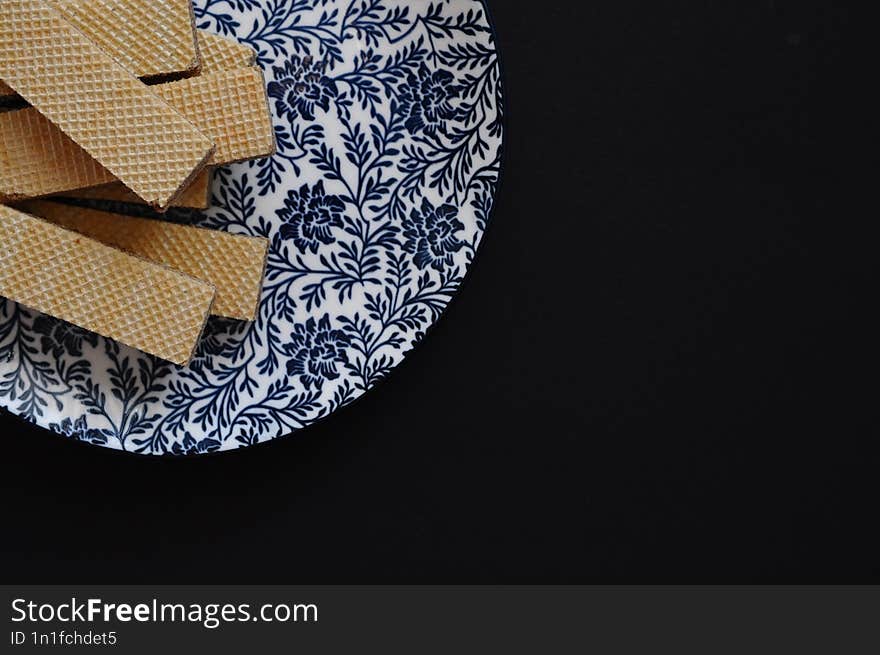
[{"x1": 0, "y1": 0, "x2": 276, "y2": 365}]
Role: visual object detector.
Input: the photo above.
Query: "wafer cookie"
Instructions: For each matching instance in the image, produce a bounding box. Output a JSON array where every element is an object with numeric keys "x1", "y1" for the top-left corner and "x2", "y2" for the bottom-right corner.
[
  {"x1": 0, "y1": 30, "x2": 253, "y2": 102},
  {"x1": 0, "y1": 0, "x2": 214, "y2": 210},
  {"x1": 0, "y1": 205, "x2": 214, "y2": 365},
  {"x1": 20, "y1": 201, "x2": 268, "y2": 321},
  {"x1": 60, "y1": 34, "x2": 257, "y2": 209},
  {"x1": 1, "y1": 69, "x2": 273, "y2": 203},
  {"x1": 52, "y1": 0, "x2": 200, "y2": 80},
  {"x1": 0, "y1": 107, "x2": 116, "y2": 202},
  {"x1": 199, "y1": 32, "x2": 257, "y2": 71},
  {"x1": 65, "y1": 169, "x2": 213, "y2": 210},
  {"x1": 155, "y1": 68, "x2": 276, "y2": 166}
]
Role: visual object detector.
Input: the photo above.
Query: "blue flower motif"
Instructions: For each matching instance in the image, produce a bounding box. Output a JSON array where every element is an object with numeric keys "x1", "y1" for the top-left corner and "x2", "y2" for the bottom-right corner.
[
  {"x1": 402, "y1": 199, "x2": 465, "y2": 271},
  {"x1": 49, "y1": 416, "x2": 109, "y2": 446},
  {"x1": 172, "y1": 434, "x2": 222, "y2": 456},
  {"x1": 267, "y1": 55, "x2": 338, "y2": 122},
  {"x1": 277, "y1": 181, "x2": 345, "y2": 253},
  {"x1": 32, "y1": 315, "x2": 98, "y2": 358},
  {"x1": 283, "y1": 315, "x2": 350, "y2": 390},
  {"x1": 398, "y1": 63, "x2": 459, "y2": 135}
]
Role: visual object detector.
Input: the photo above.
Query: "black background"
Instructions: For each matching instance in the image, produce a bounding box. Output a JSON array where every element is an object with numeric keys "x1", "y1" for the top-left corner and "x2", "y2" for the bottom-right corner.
[{"x1": 1, "y1": 1, "x2": 874, "y2": 583}]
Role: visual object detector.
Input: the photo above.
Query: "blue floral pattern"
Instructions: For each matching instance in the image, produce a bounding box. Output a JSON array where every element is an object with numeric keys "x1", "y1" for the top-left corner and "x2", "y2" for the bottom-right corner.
[
  {"x1": 399, "y1": 64, "x2": 459, "y2": 135},
  {"x1": 49, "y1": 416, "x2": 110, "y2": 446},
  {"x1": 284, "y1": 315, "x2": 350, "y2": 390},
  {"x1": 267, "y1": 55, "x2": 339, "y2": 122},
  {"x1": 0, "y1": 0, "x2": 503, "y2": 455},
  {"x1": 403, "y1": 199, "x2": 465, "y2": 271},
  {"x1": 32, "y1": 315, "x2": 98, "y2": 359},
  {"x1": 277, "y1": 181, "x2": 345, "y2": 253}
]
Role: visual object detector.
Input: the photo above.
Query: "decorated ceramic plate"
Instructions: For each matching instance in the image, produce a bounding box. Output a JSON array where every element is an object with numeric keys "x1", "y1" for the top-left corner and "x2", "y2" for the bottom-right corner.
[{"x1": 0, "y1": 0, "x2": 504, "y2": 455}]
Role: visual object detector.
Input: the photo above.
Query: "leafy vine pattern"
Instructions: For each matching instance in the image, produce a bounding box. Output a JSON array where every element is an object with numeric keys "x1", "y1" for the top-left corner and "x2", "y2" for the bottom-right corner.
[{"x1": 0, "y1": 0, "x2": 503, "y2": 454}]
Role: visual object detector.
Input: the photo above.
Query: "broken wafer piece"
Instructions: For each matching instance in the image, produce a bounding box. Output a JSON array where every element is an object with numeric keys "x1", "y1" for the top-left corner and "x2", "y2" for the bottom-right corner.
[
  {"x1": 0, "y1": 68, "x2": 273, "y2": 203},
  {"x1": 0, "y1": 205, "x2": 215, "y2": 365},
  {"x1": 20, "y1": 201, "x2": 267, "y2": 321},
  {"x1": 64, "y1": 169, "x2": 213, "y2": 210},
  {"x1": 0, "y1": 0, "x2": 214, "y2": 210}
]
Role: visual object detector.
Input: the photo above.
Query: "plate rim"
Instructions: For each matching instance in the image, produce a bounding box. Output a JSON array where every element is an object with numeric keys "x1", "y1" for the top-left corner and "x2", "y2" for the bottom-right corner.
[{"x1": 0, "y1": 0, "x2": 508, "y2": 458}]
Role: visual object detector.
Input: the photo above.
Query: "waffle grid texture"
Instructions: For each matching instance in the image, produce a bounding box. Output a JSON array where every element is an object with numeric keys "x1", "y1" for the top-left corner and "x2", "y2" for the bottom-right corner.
[
  {"x1": 0, "y1": 0, "x2": 214, "y2": 210},
  {"x1": 21, "y1": 201, "x2": 268, "y2": 321},
  {"x1": 52, "y1": 0, "x2": 199, "y2": 79},
  {"x1": 0, "y1": 107, "x2": 116, "y2": 201},
  {"x1": 64, "y1": 168, "x2": 213, "y2": 209},
  {"x1": 198, "y1": 31, "x2": 257, "y2": 72},
  {"x1": 0, "y1": 205, "x2": 215, "y2": 365},
  {"x1": 1, "y1": 29, "x2": 254, "y2": 101},
  {"x1": 156, "y1": 68, "x2": 276, "y2": 165},
  {"x1": 56, "y1": 33, "x2": 259, "y2": 208},
  {"x1": 0, "y1": 68, "x2": 273, "y2": 202}
]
